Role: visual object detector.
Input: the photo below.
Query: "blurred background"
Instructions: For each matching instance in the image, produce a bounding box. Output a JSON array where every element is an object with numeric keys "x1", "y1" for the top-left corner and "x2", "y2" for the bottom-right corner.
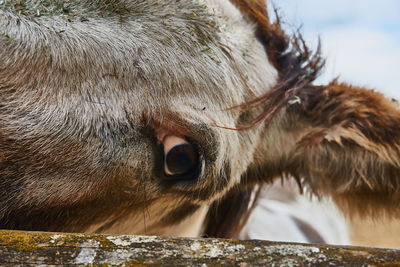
[
  {"x1": 272, "y1": 0, "x2": 400, "y2": 248},
  {"x1": 274, "y1": 0, "x2": 400, "y2": 98}
]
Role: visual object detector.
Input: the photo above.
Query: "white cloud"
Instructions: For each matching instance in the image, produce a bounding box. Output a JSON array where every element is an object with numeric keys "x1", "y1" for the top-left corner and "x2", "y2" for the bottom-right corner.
[
  {"x1": 276, "y1": 0, "x2": 400, "y2": 29},
  {"x1": 316, "y1": 28, "x2": 400, "y2": 98}
]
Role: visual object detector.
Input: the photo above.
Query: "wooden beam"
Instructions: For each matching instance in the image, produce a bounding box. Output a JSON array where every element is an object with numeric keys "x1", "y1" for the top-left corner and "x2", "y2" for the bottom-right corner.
[{"x1": 0, "y1": 230, "x2": 399, "y2": 265}]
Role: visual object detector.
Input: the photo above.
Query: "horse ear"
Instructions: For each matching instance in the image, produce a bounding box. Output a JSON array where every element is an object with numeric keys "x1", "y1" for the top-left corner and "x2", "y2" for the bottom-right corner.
[{"x1": 251, "y1": 81, "x2": 400, "y2": 217}]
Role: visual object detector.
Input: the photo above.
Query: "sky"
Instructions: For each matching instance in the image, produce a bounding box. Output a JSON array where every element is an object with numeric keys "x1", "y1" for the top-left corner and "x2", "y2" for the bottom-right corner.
[{"x1": 273, "y1": 0, "x2": 400, "y2": 98}]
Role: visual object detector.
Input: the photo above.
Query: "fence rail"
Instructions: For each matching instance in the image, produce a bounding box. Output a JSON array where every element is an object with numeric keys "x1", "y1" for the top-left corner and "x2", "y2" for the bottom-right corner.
[{"x1": 0, "y1": 230, "x2": 399, "y2": 266}]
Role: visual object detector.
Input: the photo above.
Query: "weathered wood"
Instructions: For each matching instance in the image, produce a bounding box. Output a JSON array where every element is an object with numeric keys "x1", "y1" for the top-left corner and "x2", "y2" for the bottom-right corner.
[{"x1": 0, "y1": 230, "x2": 399, "y2": 266}]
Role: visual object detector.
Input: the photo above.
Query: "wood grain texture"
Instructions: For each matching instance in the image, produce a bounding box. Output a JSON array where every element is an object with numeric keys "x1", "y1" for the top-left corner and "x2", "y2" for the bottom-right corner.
[{"x1": 0, "y1": 230, "x2": 399, "y2": 266}]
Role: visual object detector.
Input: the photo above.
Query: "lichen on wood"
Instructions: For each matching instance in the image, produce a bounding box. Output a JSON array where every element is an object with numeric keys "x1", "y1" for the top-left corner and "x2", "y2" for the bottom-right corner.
[{"x1": 0, "y1": 230, "x2": 399, "y2": 266}]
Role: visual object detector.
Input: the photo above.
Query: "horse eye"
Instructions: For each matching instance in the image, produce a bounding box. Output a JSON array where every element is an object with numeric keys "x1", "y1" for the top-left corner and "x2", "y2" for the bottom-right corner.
[
  {"x1": 162, "y1": 136, "x2": 199, "y2": 180},
  {"x1": 165, "y1": 143, "x2": 199, "y2": 177}
]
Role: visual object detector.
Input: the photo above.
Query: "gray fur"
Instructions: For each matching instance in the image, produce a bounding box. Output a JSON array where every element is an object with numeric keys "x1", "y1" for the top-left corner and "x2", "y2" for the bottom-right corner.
[
  {"x1": 0, "y1": 0, "x2": 277, "y2": 234},
  {"x1": 2, "y1": 0, "x2": 399, "y2": 238}
]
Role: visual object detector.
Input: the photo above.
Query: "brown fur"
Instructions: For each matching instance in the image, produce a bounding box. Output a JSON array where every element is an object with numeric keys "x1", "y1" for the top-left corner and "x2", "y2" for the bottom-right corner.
[
  {"x1": 290, "y1": 82, "x2": 400, "y2": 216},
  {"x1": 240, "y1": 81, "x2": 400, "y2": 217},
  {"x1": 208, "y1": 1, "x2": 400, "y2": 235}
]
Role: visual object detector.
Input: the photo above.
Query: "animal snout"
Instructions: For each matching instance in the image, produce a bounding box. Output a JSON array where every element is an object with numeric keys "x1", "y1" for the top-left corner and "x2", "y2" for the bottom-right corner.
[{"x1": 162, "y1": 135, "x2": 200, "y2": 181}]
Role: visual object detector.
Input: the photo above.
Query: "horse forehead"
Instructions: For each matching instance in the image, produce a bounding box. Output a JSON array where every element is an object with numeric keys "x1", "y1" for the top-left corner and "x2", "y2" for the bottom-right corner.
[
  {"x1": 2, "y1": 0, "x2": 277, "y2": 112},
  {"x1": 1, "y1": 0, "x2": 253, "y2": 56}
]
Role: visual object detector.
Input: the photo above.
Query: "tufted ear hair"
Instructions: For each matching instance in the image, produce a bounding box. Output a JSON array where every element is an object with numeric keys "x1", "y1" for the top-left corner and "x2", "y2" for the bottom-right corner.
[
  {"x1": 227, "y1": 0, "x2": 400, "y2": 218},
  {"x1": 248, "y1": 81, "x2": 400, "y2": 217}
]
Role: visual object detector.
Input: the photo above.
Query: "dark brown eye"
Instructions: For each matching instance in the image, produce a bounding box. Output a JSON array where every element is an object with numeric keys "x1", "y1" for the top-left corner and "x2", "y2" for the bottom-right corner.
[
  {"x1": 165, "y1": 143, "x2": 198, "y2": 177},
  {"x1": 161, "y1": 135, "x2": 200, "y2": 181}
]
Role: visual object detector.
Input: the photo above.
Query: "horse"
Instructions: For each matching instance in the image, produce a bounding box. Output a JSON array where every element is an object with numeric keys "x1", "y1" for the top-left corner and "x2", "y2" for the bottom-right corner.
[{"x1": 1, "y1": 0, "x2": 399, "y2": 243}]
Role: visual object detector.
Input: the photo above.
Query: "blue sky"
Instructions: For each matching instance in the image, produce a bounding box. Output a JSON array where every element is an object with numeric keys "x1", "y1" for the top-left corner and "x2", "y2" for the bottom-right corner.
[{"x1": 273, "y1": 0, "x2": 400, "y2": 98}]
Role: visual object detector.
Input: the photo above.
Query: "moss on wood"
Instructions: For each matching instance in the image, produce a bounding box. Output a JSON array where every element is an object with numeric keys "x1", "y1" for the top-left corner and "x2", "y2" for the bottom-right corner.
[{"x1": 0, "y1": 230, "x2": 399, "y2": 266}]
